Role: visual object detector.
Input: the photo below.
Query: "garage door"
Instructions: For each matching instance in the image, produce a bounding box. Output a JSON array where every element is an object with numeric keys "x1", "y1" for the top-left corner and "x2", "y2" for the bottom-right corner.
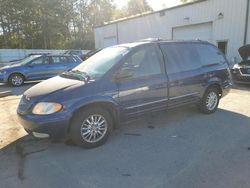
[
  {"x1": 173, "y1": 23, "x2": 212, "y2": 42},
  {"x1": 103, "y1": 36, "x2": 117, "y2": 48}
]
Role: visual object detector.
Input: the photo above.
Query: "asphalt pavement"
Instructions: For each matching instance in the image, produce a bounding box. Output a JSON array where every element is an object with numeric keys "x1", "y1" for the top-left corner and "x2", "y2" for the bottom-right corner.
[{"x1": 0, "y1": 84, "x2": 249, "y2": 188}]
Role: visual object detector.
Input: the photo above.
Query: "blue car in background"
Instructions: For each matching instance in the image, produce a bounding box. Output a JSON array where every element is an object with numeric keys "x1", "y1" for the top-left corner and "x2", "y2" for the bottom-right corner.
[{"x1": 0, "y1": 54, "x2": 82, "y2": 86}]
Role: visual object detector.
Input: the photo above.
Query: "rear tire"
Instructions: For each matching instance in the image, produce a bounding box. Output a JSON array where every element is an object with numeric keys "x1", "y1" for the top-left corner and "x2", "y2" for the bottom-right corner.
[
  {"x1": 69, "y1": 107, "x2": 113, "y2": 148},
  {"x1": 199, "y1": 87, "x2": 220, "y2": 114},
  {"x1": 8, "y1": 73, "x2": 24, "y2": 86}
]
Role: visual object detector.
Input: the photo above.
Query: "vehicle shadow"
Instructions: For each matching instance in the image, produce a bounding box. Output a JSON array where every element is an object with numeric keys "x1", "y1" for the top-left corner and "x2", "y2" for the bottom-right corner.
[
  {"x1": 233, "y1": 83, "x2": 250, "y2": 91},
  {"x1": 1, "y1": 107, "x2": 249, "y2": 170},
  {"x1": 0, "y1": 82, "x2": 39, "y2": 96}
]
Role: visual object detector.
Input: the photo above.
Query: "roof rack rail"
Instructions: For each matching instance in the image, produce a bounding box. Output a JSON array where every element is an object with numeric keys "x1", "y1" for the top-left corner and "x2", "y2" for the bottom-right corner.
[{"x1": 137, "y1": 38, "x2": 163, "y2": 42}]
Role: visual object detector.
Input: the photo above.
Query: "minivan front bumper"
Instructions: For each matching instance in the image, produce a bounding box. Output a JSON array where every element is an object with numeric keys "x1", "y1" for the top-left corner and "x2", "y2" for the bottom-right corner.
[{"x1": 17, "y1": 112, "x2": 70, "y2": 138}]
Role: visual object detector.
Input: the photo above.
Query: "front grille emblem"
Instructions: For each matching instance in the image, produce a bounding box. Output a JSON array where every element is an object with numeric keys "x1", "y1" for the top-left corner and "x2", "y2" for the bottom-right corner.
[{"x1": 25, "y1": 95, "x2": 30, "y2": 101}]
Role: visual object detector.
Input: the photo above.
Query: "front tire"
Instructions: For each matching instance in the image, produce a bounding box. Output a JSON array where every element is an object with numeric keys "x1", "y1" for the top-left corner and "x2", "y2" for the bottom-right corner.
[
  {"x1": 69, "y1": 107, "x2": 113, "y2": 148},
  {"x1": 199, "y1": 88, "x2": 220, "y2": 114},
  {"x1": 8, "y1": 73, "x2": 24, "y2": 86}
]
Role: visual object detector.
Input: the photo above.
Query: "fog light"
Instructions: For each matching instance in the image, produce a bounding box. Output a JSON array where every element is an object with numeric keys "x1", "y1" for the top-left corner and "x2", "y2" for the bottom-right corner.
[{"x1": 32, "y1": 132, "x2": 49, "y2": 138}]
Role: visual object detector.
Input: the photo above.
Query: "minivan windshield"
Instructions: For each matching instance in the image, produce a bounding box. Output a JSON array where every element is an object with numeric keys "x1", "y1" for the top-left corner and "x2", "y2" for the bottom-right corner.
[{"x1": 73, "y1": 46, "x2": 129, "y2": 79}]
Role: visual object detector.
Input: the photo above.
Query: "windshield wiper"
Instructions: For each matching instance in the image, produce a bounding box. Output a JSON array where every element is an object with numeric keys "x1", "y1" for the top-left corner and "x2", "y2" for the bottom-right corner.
[
  {"x1": 62, "y1": 70, "x2": 91, "y2": 82},
  {"x1": 70, "y1": 70, "x2": 91, "y2": 80}
]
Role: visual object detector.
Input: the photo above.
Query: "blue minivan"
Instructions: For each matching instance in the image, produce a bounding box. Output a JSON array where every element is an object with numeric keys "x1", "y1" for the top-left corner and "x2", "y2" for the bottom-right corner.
[
  {"x1": 0, "y1": 54, "x2": 82, "y2": 86},
  {"x1": 17, "y1": 40, "x2": 232, "y2": 148}
]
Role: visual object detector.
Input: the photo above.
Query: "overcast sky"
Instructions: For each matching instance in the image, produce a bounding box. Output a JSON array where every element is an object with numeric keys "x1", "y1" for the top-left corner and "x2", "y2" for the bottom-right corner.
[{"x1": 114, "y1": 0, "x2": 181, "y2": 10}]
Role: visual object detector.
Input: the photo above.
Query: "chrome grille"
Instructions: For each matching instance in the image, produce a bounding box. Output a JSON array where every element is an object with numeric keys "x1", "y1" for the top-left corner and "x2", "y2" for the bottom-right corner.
[{"x1": 240, "y1": 68, "x2": 250, "y2": 75}]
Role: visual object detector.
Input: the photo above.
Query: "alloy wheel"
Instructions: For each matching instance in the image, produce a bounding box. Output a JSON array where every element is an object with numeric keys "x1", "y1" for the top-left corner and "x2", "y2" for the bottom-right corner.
[
  {"x1": 206, "y1": 91, "x2": 218, "y2": 111},
  {"x1": 11, "y1": 75, "x2": 23, "y2": 86},
  {"x1": 81, "y1": 114, "x2": 108, "y2": 143}
]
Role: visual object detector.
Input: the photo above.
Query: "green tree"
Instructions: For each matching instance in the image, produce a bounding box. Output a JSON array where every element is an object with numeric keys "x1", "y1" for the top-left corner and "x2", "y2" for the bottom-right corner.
[
  {"x1": 112, "y1": 0, "x2": 152, "y2": 20},
  {"x1": 0, "y1": 0, "x2": 115, "y2": 49},
  {"x1": 112, "y1": 7, "x2": 127, "y2": 20},
  {"x1": 127, "y1": 0, "x2": 152, "y2": 15},
  {"x1": 88, "y1": 0, "x2": 115, "y2": 26}
]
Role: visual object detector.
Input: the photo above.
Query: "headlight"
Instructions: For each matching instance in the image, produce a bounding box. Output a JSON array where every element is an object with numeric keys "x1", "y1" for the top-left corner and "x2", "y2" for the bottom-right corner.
[
  {"x1": 232, "y1": 64, "x2": 240, "y2": 69},
  {"x1": 32, "y1": 102, "x2": 62, "y2": 115},
  {"x1": 0, "y1": 71, "x2": 7, "y2": 75}
]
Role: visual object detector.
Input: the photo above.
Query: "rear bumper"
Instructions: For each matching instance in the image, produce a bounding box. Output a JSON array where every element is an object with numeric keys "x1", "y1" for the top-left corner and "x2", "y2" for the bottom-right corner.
[
  {"x1": 222, "y1": 85, "x2": 231, "y2": 98},
  {"x1": 219, "y1": 80, "x2": 232, "y2": 98},
  {"x1": 17, "y1": 113, "x2": 70, "y2": 138}
]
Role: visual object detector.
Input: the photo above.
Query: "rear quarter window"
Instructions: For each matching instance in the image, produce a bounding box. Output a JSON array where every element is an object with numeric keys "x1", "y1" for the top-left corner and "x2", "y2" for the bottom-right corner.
[{"x1": 196, "y1": 44, "x2": 226, "y2": 66}]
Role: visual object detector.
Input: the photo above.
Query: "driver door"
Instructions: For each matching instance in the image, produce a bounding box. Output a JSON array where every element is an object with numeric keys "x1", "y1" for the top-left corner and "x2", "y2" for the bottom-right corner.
[{"x1": 116, "y1": 44, "x2": 168, "y2": 118}]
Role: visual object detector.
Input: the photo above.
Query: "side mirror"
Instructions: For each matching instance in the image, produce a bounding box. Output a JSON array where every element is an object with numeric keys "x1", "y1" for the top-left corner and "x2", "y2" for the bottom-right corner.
[{"x1": 114, "y1": 67, "x2": 133, "y2": 81}]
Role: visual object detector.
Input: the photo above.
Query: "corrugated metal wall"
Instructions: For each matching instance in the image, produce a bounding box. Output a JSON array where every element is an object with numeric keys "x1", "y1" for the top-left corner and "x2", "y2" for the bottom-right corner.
[
  {"x1": 95, "y1": 0, "x2": 249, "y2": 63},
  {"x1": 247, "y1": 0, "x2": 250, "y2": 44}
]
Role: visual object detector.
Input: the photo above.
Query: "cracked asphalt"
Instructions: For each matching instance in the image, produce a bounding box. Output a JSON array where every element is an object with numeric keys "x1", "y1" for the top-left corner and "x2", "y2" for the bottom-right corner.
[{"x1": 0, "y1": 83, "x2": 250, "y2": 188}]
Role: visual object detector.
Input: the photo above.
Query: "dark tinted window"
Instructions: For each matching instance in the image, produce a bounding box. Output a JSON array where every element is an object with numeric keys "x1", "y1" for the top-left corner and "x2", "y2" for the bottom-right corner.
[
  {"x1": 160, "y1": 43, "x2": 201, "y2": 74},
  {"x1": 217, "y1": 41, "x2": 227, "y2": 55},
  {"x1": 122, "y1": 45, "x2": 162, "y2": 78},
  {"x1": 196, "y1": 44, "x2": 226, "y2": 66}
]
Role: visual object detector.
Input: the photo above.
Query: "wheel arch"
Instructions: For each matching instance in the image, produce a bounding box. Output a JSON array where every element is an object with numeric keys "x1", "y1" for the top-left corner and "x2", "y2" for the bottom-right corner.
[
  {"x1": 205, "y1": 83, "x2": 223, "y2": 98},
  {"x1": 68, "y1": 100, "x2": 120, "y2": 133},
  {"x1": 8, "y1": 72, "x2": 26, "y2": 81}
]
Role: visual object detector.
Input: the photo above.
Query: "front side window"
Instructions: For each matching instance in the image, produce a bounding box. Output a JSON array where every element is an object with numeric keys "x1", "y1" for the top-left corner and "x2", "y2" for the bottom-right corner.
[
  {"x1": 160, "y1": 43, "x2": 201, "y2": 74},
  {"x1": 20, "y1": 55, "x2": 42, "y2": 65},
  {"x1": 121, "y1": 45, "x2": 162, "y2": 78},
  {"x1": 30, "y1": 56, "x2": 49, "y2": 65}
]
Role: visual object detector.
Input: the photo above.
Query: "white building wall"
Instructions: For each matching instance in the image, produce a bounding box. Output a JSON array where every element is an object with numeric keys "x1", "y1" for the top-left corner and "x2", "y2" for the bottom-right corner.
[
  {"x1": 95, "y1": 0, "x2": 248, "y2": 63},
  {"x1": 95, "y1": 24, "x2": 117, "y2": 48},
  {"x1": 247, "y1": 0, "x2": 250, "y2": 44}
]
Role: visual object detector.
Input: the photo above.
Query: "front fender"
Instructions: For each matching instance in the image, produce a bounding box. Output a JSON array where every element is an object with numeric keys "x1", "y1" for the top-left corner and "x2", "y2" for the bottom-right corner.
[
  {"x1": 5, "y1": 67, "x2": 26, "y2": 80},
  {"x1": 66, "y1": 94, "x2": 120, "y2": 121}
]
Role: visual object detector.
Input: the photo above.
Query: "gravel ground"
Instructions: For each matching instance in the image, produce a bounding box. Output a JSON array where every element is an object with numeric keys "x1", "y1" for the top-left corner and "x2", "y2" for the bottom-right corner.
[{"x1": 0, "y1": 83, "x2": 249, "y2": 188}]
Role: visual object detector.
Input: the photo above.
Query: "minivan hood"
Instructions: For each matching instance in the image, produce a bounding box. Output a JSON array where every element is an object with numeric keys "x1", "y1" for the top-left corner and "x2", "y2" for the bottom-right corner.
[
  {"x1": 24, "y1": 76, "x2": 84, "y2": 99},
  {"x1": 238, "y1": 44, "x2": 250, "y2": 60}
]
